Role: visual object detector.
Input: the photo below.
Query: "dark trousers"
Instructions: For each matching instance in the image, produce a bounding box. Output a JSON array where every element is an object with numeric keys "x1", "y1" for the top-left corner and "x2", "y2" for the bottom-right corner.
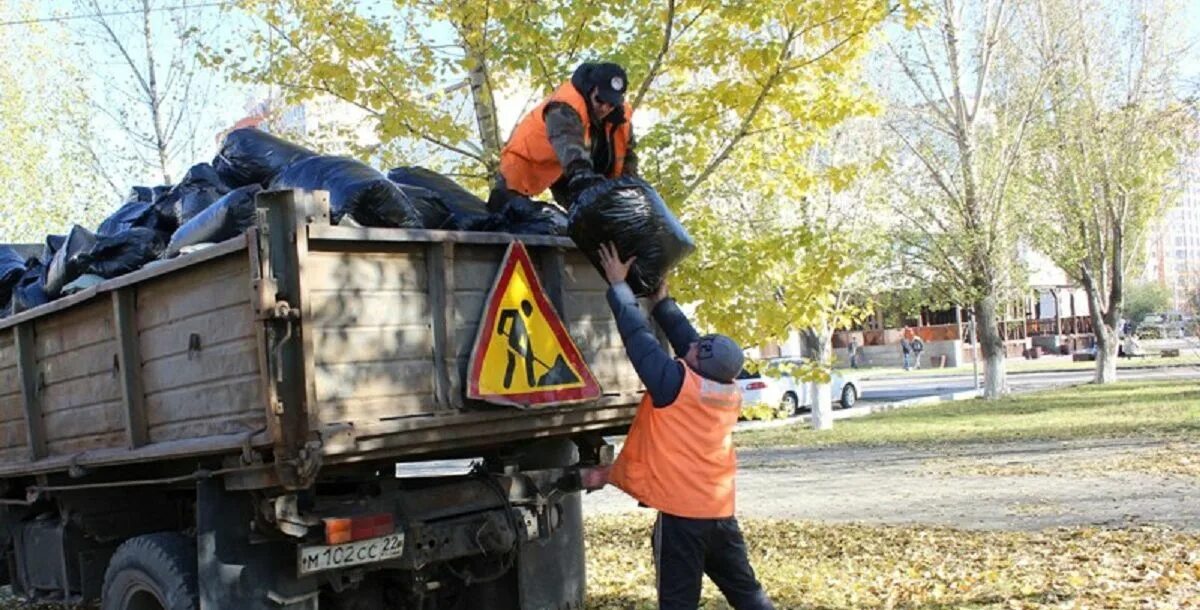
[{"x1": 652, "y1": 513, "x2": 775, "y2": 610}]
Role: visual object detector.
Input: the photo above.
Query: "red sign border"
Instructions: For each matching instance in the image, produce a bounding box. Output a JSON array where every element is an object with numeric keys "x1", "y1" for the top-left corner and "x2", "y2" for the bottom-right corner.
[{"x1": 466, "y1": 242, "x2": 602, "y2": 407}]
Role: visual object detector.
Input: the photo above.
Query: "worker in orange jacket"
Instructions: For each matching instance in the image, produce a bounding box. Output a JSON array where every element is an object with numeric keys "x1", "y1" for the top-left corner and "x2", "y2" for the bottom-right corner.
[
  {"x1": 490, "y1": 62, "x2": 637, "y2": 210},
  {"x1": 597, "y1": 243, "x2": 775, "y2": 610}
]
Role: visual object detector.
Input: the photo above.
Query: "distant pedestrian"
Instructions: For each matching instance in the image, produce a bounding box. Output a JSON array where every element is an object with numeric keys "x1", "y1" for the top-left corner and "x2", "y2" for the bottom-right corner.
[
  {"x1": 900, "y1": 326, "x2": 915, "y2": 371},
  {"x1": 912, "y1": 336, "x2": 925, "y2": 370},
  {"x1": 848, "y1": 336, "x2": 860, "y2": 369}
]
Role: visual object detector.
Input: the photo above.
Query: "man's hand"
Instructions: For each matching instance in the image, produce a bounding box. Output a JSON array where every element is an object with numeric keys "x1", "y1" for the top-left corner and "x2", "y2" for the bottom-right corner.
[
  {"x1": 568, "y1": 171, "x2": 605, "y2": 200},
  {"x1": 651, "y1": 280, "x2": 669, "y2": 306},
  {"x1": 597, "y1": 242, "x2": 636, "y2": 285}
]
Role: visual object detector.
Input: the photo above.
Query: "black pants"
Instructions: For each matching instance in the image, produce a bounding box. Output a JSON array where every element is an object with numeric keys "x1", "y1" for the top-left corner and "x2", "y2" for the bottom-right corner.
[{"x1": 652, "y1": 513, "x2": 775, "y2": 610}]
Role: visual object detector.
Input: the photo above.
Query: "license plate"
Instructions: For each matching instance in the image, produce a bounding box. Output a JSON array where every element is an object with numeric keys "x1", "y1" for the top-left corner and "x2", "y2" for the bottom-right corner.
[{"x1": 297, "y1": 533, "x2": 405, "y2": 575}]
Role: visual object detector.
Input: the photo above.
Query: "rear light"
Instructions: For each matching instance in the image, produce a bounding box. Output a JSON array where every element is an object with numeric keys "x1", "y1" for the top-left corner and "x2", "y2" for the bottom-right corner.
[
  {"x1": 580, "y1": 465, "x2": 611, "y2": 491},
  {"x1": 323, "y1": 513, "x2": 395, "y2": 545},
  {"x1": 746, "y1": 381, "x2": 767, "y2": 390}
]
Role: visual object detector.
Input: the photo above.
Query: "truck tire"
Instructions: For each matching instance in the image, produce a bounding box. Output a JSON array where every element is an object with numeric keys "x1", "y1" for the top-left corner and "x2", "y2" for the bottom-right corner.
[{"x1": 102, "y1": 532, "x2": 198, "y2": 610}]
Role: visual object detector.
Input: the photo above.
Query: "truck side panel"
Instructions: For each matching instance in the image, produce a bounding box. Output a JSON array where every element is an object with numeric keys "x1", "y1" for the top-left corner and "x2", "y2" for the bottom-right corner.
[
  {"x1": 560, "y1": 249, "x2": 644, "y2": 396},
  {"x1": 0, "y1": 334, "x2": 28, "y2": 462},
  {"x1": 136, "y1": 254, "x2": 264, "y2": 443},
  {"x1": 307, "y1": 246, "x2": 439, "y2": 425},
  {"x1": 0, "y1": 198, "x2": 644, "y2": 479},
  {"x1": 35, "y1": 300, "x2": 124, "y2": 455},
  {"x1": 0, "y1": 248, "x2": 265, "y2": 466}
]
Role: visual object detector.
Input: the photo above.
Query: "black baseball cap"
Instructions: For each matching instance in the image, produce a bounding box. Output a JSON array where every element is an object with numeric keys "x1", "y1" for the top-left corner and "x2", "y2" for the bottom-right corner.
[{"x1": 572, "y1": 62, "x2": 628, "y2": 107}]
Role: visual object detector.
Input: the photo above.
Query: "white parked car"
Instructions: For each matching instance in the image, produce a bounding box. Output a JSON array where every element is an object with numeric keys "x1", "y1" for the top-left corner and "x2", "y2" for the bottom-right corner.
[{"x1": 735, "y1": 358, "x2": 859, "y2": 416}]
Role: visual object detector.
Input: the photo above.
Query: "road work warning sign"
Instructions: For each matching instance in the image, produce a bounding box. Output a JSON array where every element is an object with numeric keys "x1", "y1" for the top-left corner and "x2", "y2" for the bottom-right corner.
[{"x1": 467, "y1": 242, "x2": 601, "y2": 407}]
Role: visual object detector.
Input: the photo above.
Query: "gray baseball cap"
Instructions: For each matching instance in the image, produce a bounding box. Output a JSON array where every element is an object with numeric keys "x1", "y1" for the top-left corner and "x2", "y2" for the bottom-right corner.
[{"x1": 695, "y1": 334, "x2": 744, "y2": 383}]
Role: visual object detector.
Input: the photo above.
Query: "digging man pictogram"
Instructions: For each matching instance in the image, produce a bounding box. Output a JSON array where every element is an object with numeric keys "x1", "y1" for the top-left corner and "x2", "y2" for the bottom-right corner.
[{"x1": 496, "y1": 299, "x2": 580, "y2": 390}]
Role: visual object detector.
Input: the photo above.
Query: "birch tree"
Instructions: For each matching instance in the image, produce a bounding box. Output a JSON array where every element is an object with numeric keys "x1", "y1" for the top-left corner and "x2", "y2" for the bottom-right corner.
[
  {"x1": 1023, "y1": 0, "x2": 1196, "y2": 383},
  {"x1": 885, "y1": 0, "x2": 1051, "y2": 398},
  {"x1": 75, "y1": 0, "x2": 219, "y2": 188}
]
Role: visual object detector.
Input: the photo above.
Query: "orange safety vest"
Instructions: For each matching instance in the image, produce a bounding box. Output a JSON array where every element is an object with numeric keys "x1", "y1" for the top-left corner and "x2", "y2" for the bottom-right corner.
[
  {"x1": 609, "y1": 364, "x2": 741, "y2": 519},
  {"x1": 499, "y1": 82, "x2": 632, "y2": 197}
]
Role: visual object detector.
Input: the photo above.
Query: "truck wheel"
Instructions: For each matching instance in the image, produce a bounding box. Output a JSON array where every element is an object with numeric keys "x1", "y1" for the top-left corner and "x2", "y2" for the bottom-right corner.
[{"x1": 102, "y1": 533, "x2": 198, "y2": 610}]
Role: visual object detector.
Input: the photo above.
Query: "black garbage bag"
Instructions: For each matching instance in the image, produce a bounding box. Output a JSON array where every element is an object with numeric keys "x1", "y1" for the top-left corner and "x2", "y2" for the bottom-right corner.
[
  {"x1": 72, "y1": 228, "x2": 166, "y2": 279},
  {"x1": 12, "y1": 259, "x2": 49, "y2": 313},
  {"x1": 271, "y1": 156, "x2": 422, "y2": 228},
  {"x1": 97, "y1": 201, "x2": 174, "y2": 236},
  {"x1": 387, "y1": 167, "x2": 485, "y2": 208},
  {"x1": 0, "y1": 247, "x2": 26, "y2": 309},
  {"x1": 154, "y1": 163, "x2": 230, "y2": 228},
  {"x1": 44, "y1": 225, "x2": 99, "y2": 298},
  {"x1": 42, "y1": 234, "x2": 65, "y2": 263},
  {"x1": 126, "y1": 186, "x2": 156, "y2": 203},
  {"x1": 568, "y1": 177, "x2": 695, "y2": 296},
  {"x1": 87, "y1": 231, "x2": 165, "y2": 277},
  {"x1": 214, "y1": 128, "x2": 319, "y2": 188},
  {"x1": 455, "y1": 195, "x2": 568, "y2": 236},
  {"x1": 166, "y1": 184, "x2": 262, "y2": 257},
  {"x1": 498, "y1": 196, "x2": 568, "y2": 235},
  {"x1": 387, "y1": 167, "x2": 489, "y2": 229},
  {"x1": 396, "y1": 183, "x2": 492, "y2": 230}
]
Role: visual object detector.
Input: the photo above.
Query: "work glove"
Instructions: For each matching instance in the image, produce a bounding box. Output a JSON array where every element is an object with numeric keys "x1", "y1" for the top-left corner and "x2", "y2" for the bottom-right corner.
[{"x1": 567, "y1": 170, "x2": 605, "y2": 201}]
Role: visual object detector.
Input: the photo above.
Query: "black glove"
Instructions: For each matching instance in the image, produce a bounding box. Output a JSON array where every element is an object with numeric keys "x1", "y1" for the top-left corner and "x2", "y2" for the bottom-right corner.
[{"x1": 567, "y1": 170, "x2": 605, "y2": 200}]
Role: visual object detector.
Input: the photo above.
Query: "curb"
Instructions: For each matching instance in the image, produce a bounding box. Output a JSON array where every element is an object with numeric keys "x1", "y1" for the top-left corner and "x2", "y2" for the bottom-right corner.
[
  {"x1": 733, "y1": 388, "x2": 985, "y2": 433},
  {"x1": 849, "y1": 360, "x2": 1200, "y2": 381}
]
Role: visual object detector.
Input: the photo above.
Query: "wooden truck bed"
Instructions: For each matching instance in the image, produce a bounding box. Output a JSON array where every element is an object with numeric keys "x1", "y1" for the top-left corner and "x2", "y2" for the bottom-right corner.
[{"x1": 0, "y1": 190, "x2": 641, "y2": 486}]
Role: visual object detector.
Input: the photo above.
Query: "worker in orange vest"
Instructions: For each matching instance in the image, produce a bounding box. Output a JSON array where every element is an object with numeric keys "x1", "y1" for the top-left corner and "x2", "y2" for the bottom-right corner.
[
  {"x1": 597, "y1": 243, "x2": 775, "y2": 610},
  {"x1": 490, "y1": 62, "x2": 637, "y2": 211}
]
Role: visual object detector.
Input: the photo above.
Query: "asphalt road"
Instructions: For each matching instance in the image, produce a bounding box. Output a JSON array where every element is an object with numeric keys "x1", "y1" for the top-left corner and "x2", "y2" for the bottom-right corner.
[{"x1": 857, "y1": 364, "x2": 1200, "y2": 404}]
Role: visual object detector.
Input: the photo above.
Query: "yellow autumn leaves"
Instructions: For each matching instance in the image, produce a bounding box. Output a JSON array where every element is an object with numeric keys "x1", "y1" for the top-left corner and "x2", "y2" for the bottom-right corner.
[{"x1": 586, "y1": 515, "x2": 1200, "y2": 609}]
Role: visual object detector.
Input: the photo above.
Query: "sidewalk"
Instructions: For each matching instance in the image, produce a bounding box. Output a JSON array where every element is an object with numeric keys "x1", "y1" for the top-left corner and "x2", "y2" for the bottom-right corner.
[
  {"x1": 844, "y1": 355, "x2": 1200, "y2": 381},
  {"x1": 734, "y1": 387, "x2": 985, "y2": 433}
]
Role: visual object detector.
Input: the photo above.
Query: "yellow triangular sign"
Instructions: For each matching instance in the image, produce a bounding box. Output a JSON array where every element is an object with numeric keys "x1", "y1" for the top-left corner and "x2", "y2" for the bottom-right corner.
[{"x1": 467, "y1": 242, "x2": 601, "y2": 407}]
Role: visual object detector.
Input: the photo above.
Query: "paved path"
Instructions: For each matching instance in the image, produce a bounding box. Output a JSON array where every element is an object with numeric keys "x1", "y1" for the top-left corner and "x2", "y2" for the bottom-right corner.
[
  {"x1": 583, "y1": 437, "x2": 1200, "y2": 531},
  {"x1": 857, "y1": 365, "x2": 1200, "y2": 404}
]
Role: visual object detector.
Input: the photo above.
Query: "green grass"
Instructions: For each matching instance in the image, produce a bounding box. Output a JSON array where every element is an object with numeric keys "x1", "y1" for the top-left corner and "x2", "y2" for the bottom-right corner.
[
  {"x1": 736, "y1": 380, "x2": 1200, "y2": 449},
  {"x1": 843, "y1": 353, "x2": 1200, "y2": 379}
]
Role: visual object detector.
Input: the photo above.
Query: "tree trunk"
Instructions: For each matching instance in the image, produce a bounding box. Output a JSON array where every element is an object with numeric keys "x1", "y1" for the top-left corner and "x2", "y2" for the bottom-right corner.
[
  {"x1": 141, "y1": 0, "x2": 171, "y2": 184},
  {"x1": 463, "y1": 46, "x2": 501, "y2": 176},
  {"x1": 1094, "y1": 327, "x2": 1118, "y2": 383},
  {"x1": 801, "y1": 328, "x2": 834, "y2": 431},
  {"x1": 974, "y1": 294, "x2": 1008, "y2": 399},
  {"x1": 1080, "y1": 269, "x2": 1119, "y2": 384}
]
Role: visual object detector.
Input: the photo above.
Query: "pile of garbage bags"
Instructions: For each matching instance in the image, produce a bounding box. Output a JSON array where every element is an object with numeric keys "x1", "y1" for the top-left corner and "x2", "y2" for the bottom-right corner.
[{"x1": 2, "y1": 127, "x2": 694, "y2": 316}]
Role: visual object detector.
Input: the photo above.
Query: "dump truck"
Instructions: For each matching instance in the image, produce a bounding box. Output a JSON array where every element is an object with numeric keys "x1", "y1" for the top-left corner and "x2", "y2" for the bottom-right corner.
[{"x1": 0, "y1": 189, "x2": 643, "y2": 609}]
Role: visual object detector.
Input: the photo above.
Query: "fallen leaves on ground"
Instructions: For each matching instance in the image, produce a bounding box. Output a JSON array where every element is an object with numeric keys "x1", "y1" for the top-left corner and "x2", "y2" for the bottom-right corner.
[
  {"x1": 1097, "y1": 444, "x2": 1200, "y2": 480},
  {"x1": 920, "y1": 442, "x2": 1200, "y2": 482},
  {"x1": 922, "y1": 458, "x2": 1053, "y2": 477},
  {"x1": 586, "y1": 515, "x2": 1200, "y2": 609}
]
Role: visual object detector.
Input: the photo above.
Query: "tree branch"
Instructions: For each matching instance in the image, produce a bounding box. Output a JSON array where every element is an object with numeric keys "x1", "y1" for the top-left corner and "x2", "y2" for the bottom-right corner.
[
  {"x1": 680, "y1": 25, "x2": 800, "y2": 202},
  {"x1": 887, "y1": 123, "x2": 963, "y2": 205},
  {"x1": 631, "y1": 0, "x2": 675, "y2": 110}
]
